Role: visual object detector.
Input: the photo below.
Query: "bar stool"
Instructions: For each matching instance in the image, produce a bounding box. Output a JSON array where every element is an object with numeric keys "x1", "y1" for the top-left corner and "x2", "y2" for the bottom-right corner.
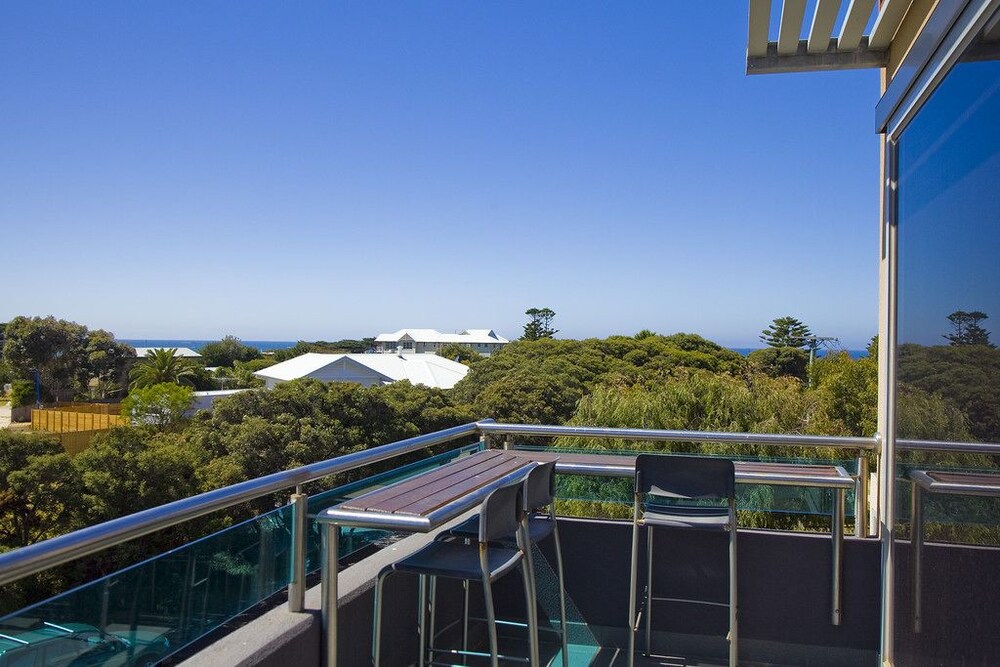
[
  {"x1": 626, "y1": 454, "x2": 737, "y2": 667},
  {"x1": 372, "y1": 475, "x2": 540, "y2": 667},
  {"x1": 445, "y1": 461, "x2": 569, "y2": 666}
]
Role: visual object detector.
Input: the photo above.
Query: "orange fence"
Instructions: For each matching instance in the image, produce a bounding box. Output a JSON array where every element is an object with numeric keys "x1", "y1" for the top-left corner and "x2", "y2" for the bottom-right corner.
[
  {"x1": 57, "y1": 430, "x2": 106, "y2": 455},
  {"x1": 32, "y1": 409, "x2": 126, "y2": 433},
  {"x1": 52, "y1": 401, "x2": 122, "y2": 415}
]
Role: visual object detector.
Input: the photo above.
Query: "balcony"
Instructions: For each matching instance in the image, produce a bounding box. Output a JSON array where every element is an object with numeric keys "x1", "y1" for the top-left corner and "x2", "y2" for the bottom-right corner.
[{"x1": 2, "y1": 421, "x2": 1000, "y2": 666}]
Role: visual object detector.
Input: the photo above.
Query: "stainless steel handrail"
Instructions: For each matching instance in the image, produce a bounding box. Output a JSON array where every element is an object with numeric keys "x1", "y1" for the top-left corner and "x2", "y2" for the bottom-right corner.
[
  {"x1": 0, "y1": 421, "x2": 480, "y2": 587},
  {"x1": 475, "y1": 422, "x2": 879, "y2": 451},
  {"x1": 0, "y1": 420, "x2": 886, "y2": 589},
  {"x1": 897, "y1": 438, "x2": 1000, "y2": 455}
]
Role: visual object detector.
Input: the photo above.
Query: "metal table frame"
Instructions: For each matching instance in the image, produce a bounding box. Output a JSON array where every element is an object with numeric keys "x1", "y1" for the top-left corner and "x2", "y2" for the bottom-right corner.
[
  {"x1": 518, "y1": 450, "x2": 854, "y2": 626},
  {"x1": 317, "y1": 452, "x2": 537, "y2": 667}
]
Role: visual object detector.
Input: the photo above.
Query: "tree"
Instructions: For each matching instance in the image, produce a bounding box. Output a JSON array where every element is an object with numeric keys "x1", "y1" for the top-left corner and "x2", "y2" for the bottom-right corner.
[
  {"x1": 2, "y1": 316, "x2": 90, "y2": 400},
  {"x1": 759, "y1": 316, "x2": 814, "y2": 349},
  {"x1": 747, "y1": 346, "x2": 810, "y2": 382},
  {"x1": 84, "y1": 329, "x2": 134, "y2": 398},
  {"x1": 0, "y1": 431, "x2": 82, "y2": 548},
  {"x1": 199, "y1": 335, "x2": 262, "y2": 367},
  {"x1": 129, "y1": 348, "x2": 198, "y2": 388},
  {"x1": 521, "y1": 308, "x2": 558, "y2": 341},
  {"x1": 121, "y1": 383, "x2": 194, "y2": 428},
  {"x1": 436, "y1": 343, "x2": 482, "y2": 364},
  {"x1": 944, "y1": 310, "x2": 994, "y2": 347}
]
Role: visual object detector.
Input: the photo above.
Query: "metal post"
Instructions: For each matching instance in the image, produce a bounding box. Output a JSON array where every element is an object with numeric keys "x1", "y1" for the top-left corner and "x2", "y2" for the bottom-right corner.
[
  {"x1": 626, "y1": 493, "x2": 641, "y2": 667},
  {"x1": 322, "y1": 523, "x2": 339, "y2": 667},
  {"x1": 729, "y1": 498, "x2": 738, "y2": 667},
  {"x1": 288, "y1": 492, "x2": 308, "y2": 612},
  {"x1": 479, "y1": 433, "x2": 488, "y2": 452},
  {"x1": 832, "y1": 488, "x2": 844, "y2": 626},
  {"x1": 503, "y1": 437, "x2": 512, "y2": 451},
  {"x1": 645, "y1": 526, "x2": 653, "y2": 656},
  {"x1": 856, "y1": 453, "x2": 870, "y2": 538},
  {"x1": 911, "y1": 483, "x2": 923, "y2": 634}
]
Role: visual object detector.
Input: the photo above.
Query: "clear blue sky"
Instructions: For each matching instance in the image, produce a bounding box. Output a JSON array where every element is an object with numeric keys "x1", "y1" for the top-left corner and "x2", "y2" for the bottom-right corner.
[{"x1": 0, "y1": 2, "x2": 881, "y2": 348}]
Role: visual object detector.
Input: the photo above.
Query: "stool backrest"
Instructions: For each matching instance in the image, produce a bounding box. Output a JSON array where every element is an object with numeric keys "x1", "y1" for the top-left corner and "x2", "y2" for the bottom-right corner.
[
  {"x1": 524, "y1": 460, "x2": 557, "y2": 512},
  {"x1": 478, "y1": 476, "x2": 525, "y2": 543},
  {"x1": 635, "y1": 454, "x2": 735, "y2": 500}
]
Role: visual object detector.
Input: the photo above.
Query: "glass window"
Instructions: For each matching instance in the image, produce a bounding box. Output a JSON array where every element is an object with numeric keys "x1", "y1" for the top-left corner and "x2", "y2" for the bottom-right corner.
[{"x1": 893, "y1": 18, "x2": 1000, "y2": 663}]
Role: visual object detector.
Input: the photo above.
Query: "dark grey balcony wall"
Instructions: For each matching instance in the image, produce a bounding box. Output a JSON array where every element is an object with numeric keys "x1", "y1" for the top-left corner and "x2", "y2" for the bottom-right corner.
[{"x1": 489, "y1": 518, "x2": 881, "y2": 662}]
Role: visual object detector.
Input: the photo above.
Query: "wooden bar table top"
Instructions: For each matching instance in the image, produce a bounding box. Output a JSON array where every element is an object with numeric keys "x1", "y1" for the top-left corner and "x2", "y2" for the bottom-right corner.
[{"x1": 318, "y1": 449, "x2": 536, "y2": 533}]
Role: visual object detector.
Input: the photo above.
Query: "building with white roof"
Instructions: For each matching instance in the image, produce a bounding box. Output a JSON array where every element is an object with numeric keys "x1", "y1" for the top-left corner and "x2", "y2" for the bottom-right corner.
[
  {"x1": 253, "y1": 352, "x2": 469, "y2": 390},
  {"x1": 133, "y1": 346, "x2": 202, "y2": 359},
  {"x1": 374, "y1": 329, "x2": 508, "y2": 356}
]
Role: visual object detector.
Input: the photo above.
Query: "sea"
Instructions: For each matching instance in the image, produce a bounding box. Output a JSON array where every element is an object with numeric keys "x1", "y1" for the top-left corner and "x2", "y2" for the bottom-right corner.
[
  {"x1": 124, "y1": 340, "x2": 868, "y2": 358},
  {"x1": 123, "y1": 339, "x2": 299, "y2": 353}
]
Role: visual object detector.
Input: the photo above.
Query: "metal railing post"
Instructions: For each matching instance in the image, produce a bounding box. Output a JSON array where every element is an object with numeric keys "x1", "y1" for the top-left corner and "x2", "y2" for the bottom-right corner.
[
  {"x1": 856, "y1": 452, "x2": 870, "y2": 538},
  {"x1": 288, "y1": 489, "x2": 308, "y2": 612},
  {"x1": 322, "y1": 523, "x2": 340, "y2": 667}
]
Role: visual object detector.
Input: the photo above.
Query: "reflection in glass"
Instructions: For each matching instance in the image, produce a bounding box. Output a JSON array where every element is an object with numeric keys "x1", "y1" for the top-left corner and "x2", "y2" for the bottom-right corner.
[{"x1": 893, "y1": 19, "x2": 1000, "y2": 664}]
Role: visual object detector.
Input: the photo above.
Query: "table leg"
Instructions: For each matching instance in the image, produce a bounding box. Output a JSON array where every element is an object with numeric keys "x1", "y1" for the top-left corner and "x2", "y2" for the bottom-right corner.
[
  {"x1": 322, "y1": 523, "x2": 340, "y2": 667},
  {"x1": 912, "y1": 483, "x2": 924, "y2": 634},
  {"x1": 832, "y1": 488, "x2": 844, "y2": 626}
]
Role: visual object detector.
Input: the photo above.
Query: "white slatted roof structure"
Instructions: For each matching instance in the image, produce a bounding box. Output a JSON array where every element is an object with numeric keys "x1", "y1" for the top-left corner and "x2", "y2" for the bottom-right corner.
[{"x1": 747, "y1": 0, "x2": 915, "y2": 73}]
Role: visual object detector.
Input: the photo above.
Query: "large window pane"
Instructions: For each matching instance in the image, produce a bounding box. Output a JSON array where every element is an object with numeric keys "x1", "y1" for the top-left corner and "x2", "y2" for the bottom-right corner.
[{"x1": 894, "y1": 22, "x2": 1000, "y2": 664}]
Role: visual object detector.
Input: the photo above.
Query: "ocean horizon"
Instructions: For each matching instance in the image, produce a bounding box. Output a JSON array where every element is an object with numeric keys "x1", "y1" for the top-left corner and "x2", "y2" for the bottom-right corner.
[{"x1": 124, "y1": 339, "x2": 869, "y2": 359}]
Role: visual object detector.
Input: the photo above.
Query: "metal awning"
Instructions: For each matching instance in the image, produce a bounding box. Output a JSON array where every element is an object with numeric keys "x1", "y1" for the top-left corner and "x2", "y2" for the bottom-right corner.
[{"x1": 747, "y1": 0, "x2": 915, "y2": 74}]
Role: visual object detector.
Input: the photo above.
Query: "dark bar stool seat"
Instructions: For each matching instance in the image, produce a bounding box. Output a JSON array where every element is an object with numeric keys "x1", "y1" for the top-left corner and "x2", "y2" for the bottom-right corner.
[
  {"x1": 627, "y1": 454, "x2": 738, "y2": 667},
  {"x1": 444, "y1": 461, "x2": 569, "y2": 666},
  {"x1": 372, "y1": 474, "x2": 539, "y2": 667}
]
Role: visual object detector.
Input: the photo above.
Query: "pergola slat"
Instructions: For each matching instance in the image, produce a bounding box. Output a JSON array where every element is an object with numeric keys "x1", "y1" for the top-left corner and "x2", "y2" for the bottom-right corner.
[
  {"x1": 869, "y1": 0, "x2": 913, "y2": 49},
  {"x1": 778, "y1": 0, "x2": 808, "y2": 55},
  {"x1": 837, "y1": 0, "x2": 876, "y2": 51},
  {"x1": 748, "y1": 0, "x2": 772, "y2": 57},
  {"x1": 808, "y1": 0, "x2": 843, "y2": 53}
]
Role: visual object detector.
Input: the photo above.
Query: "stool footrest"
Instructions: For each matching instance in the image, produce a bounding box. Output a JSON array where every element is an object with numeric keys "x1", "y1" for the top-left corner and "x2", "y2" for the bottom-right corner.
[{"x1": 651, "y1": 595, "x2": 730, "y2": 608}]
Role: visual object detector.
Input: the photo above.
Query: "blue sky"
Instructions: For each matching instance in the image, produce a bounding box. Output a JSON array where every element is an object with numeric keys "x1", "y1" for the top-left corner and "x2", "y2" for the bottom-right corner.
[{"x1": 0, "y1": 2, "x2": 881, "y2": 347}]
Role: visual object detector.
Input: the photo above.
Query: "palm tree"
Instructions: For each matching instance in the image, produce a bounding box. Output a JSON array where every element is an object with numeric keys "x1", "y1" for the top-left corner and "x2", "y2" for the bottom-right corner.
[{"x1": 129, "y1": 348, "x2": 198, "y2": 389}]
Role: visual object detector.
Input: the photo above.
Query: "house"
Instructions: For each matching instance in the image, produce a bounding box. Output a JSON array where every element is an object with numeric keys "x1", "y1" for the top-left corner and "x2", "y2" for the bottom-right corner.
[
  {"x1": 374, "y1": 329, "x2": 508, "y2": 356},
  {"x1": 133, "y1": 346, "x2": 202, "y2": 360},
  {"x1": 253, "y1": 352, "x2": 469, "y2": 390}
]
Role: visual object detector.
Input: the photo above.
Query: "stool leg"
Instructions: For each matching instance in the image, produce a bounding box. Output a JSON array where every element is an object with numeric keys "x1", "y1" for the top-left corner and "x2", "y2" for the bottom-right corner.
[
  {"x1": 418, "y1": 575, "x2": 427, "y2": 667},
  {"x1": 520, "y1": 520, "x2": 540, "y2": 667},
  {"x1": 462, "y1": 580, "x2": 470, "y2": 665},
  {"x1": 645, "y1": 525, "x2": 653, "y2": 657},
  {"x1": 480, "y1": 545, "x2": 500, "y2": 667},
  {"x1": 627, "y1": 493, "x2": 641, "y2": 667},
  {"x1": 550, "y1": 508, "x2": 569, "y2": 667},
  {"x1": 428, "y1": 575, "x2": 437, "y2": 664},
  {"x1": 729, "y1": 501, "x2": 738, "y2": 667},
  {"x1": 372, "y1": 570, "x2": 391, "y2": 667}
]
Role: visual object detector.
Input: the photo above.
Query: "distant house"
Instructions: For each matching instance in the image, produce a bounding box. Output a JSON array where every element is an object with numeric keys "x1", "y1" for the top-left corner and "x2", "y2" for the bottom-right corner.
[
  {"x1": 133, "y1": 346, "x2": 202, "y2": 360},
  {"x1": 253, "y1": 352, "x2": 469, "y2": 390},
  {"x1": 374, "y1": 329, "x2": 509, "y2": 356}
]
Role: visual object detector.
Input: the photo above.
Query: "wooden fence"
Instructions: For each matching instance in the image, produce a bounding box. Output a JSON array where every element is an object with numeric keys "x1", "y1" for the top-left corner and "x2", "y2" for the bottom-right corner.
[
  {"x1": 57, "y1": 430, "x2": 106, "y2": 455},
  {"x1": 32, "y1": 409, "x2": 126, "y2": 433},
  {"x1": 52, "y1": 401, "x2": 122, "y2": 415}
]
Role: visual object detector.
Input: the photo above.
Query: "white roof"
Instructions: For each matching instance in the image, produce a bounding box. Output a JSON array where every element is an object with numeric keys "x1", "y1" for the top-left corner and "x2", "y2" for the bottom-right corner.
[
  {"x1": 374, "y1": 329, "x2": 509, "y2": 345},
  {"x1": 254, "y1": 352, "x2": 469, "y2": 390},
  {"x1": 134, "y1": 346, "x2": 202, "y2": 358}
]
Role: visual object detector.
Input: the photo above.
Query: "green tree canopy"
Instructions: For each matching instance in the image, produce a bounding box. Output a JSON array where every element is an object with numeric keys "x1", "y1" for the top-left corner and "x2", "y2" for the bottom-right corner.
[
  {"x1": 2, "y1": 316, "x2": 90, "y2": 399},
  {"x1": 747, "y1": 346, "x2": 810, "y2": 382},
  {"x1": 759, "y1": 316, "x2": 814, "y2": 350},
  {"x1": 521, "y1": 308, "x2": 558, "y2": 341},
  {"x1": 0, "y1": 431, "x2": 82, "y2": 548},
  {"x1": 198, "y1": 335, "x2": 262, "y2": 367},
  {"x1": 121, "y1": 382, "x2": 194, "y2": 428},
  {"x1": 436, "y1": 343, "x2": 482, "y2": 364},
  {"x1": 129, "y1": 348, "x2": 198, "y2": 389},
  {"x1": 944, "y1": 310, "x2": 994, "y2": 347}
]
